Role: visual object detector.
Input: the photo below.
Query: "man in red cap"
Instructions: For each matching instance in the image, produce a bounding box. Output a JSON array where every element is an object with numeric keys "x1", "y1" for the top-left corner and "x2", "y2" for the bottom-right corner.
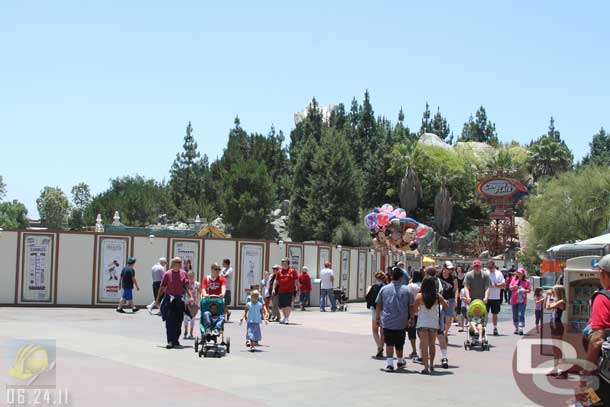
[
  {"x1": 464, "y1": 259, "x2": 490, "y2": 305},
  {"x1": 320, "y1": 261, "x2": 337, "y2": 312}
]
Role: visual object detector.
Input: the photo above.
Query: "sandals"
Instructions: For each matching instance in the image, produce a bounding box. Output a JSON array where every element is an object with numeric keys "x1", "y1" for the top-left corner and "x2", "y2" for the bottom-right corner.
[
  {"x1": 375, "y1": 348, "x2": 384, "y2": 358},
  {"x1": 421, "y1": 368, "x2": 431, "y2": 375}
]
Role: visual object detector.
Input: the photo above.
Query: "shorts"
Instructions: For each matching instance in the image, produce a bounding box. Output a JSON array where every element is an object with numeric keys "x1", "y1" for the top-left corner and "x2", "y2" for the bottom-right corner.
[
  {"x1": 383, "y1": 328, "x2": 406, "y2": 350},
  {"x1": 278, "y1": 292, "x2": 293, "y2": 308},
  {"x1": 442, "y1": 299, "x2": 455, "y2": 320},
  {"x1": 224, "y1": 290, "x2": 232, "y2": 306},
  {"x1": 487, "y1": 299, "x2": 502, "y2": 315},
  {"x1": 535, "y1": 309, "x2": 542, "y2": 325},
  {"x1": 407, "y1": 316, "x2": 418, "y2": 340},
  {"x1": 417, "y1": 327, "x2": 439, "y2": 334},
  {"x1": 184, "y1": 314, "x2": 195, "y2": 325},
  {"x1": 122, "y1": 288, "x2": 133, "y2": 301}
]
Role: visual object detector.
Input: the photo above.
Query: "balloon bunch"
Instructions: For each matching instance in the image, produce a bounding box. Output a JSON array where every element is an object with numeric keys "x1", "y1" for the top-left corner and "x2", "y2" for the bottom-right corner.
[{"x1": 364, "y1": 204, "x2": 433, "y2": 253}]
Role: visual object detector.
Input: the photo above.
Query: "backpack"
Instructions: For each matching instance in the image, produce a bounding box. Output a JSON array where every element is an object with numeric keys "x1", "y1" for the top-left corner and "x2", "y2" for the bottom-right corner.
[{"x1": 366, "y1": 283, "x2": 383, "y2": 309}]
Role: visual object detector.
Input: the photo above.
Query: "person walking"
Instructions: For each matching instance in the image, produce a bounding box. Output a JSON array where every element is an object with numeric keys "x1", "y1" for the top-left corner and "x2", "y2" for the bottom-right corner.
[
  {"x1": 269, "y1": 265, "x2": 281, "y2": 321},
  {"x1": 486, "y1": 260, "x2": 505, "y2": 336},
  {"x1": 156, "y1": 257, "x2": 192, "y2": 349},
  {"x1": 220, "y1": 259, "x2": 234, "y2": 321},
  {"x1": 272, "y1": 258, "x2": 299, "y2": 324},
  {"x1": 406, "y1": 269, "x2": 423, "y2": 360},
  {"x1": 366, "y1": 271, "x2": 387, "y2": 358},
  {"x1": 117, "y1": 257, "x2": 139, "y2": 313},
  {"x1": 464, "y1": 259, "x2": 491, "y2": 305},
  {"x1": 455, "y1": 265, "x2": 466, "y2": 326},
  {"x1": 298, "y1": 266, "x2": 312, "y2": 310},
  {"x1": 509, "y1": 267, "x2": 531, "y2": 335},
  {"x1": 319, "y1": 261, "x2": 337, "y2": 312},
  {"x1": 505, "y1": 265, "x2": 516, "y2": 303},
  {"x1": 182, "y1": 270, "x2": 200, "y2": 340},
  {"x1": 439, "y1": 261, "x2": 459, "y2": 339},
  {"x1": 261, "y1": 270, "x2": 271, "y2": 317},
  {"x1": 545, "y1": 285, "x2": 567, "y2": 378},
  {"x1": 425, "y1": 266, "x2": 451, "y2": 369},
  {"x1": 375, "y1": 266, "x2": 414, "y2": 372},
  {"x1": 147, "y1": 258, "x2": 167, "y2": 314},
  {"x1": 413, "y1": 276, "x2": 448, "y2": 374}
]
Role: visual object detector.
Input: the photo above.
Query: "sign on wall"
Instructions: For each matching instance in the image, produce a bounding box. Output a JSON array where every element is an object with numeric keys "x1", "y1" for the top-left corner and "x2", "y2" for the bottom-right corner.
[
  {"x1": 98, "y1": 238, "x2": 128, "y2": 302},
  {"x1": 22, "y1": 234, "x2": 54, "y2": 302},
  {"x1": 239, "y1": 243, "x2": 264, "y2": 304},
  {"x1": 341, "y1": 250, "x2": 350, "y2": 291},
  {"x1": 318, "y1": 247, "x2": 330, "y2": 275},
  {"x1": 172, "y1": 240, "x2": 199, "y2": 279},
  {"x1": 358, "y1": 252, "x2": 366, "y2": 298},
  {"x1": 370, "y1": 252, "x2": 378, "y2": 286},
  {"x1": 288, "y1": 245, "x2": 303, "y2": 272}
]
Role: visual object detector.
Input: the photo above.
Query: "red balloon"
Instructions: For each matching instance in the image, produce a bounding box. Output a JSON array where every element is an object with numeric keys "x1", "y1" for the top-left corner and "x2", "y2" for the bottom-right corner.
[
  {"x1": 416, "y1": 226, "x2": 427, "y2": 238},
  {"x1": 377, "y1": 213, "x2": 389, "y2": 227}
]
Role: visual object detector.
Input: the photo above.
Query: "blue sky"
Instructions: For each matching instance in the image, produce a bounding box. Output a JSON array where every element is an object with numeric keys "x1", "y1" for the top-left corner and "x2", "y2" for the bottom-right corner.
[{"x1": 1, "y1": 1, "x2": 609, "y2": 217}]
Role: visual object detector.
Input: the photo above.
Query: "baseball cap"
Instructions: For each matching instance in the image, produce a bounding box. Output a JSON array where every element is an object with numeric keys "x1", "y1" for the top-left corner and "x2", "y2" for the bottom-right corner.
[
  {"x1": 596, "y1": 255, "x2": 610, "y2": 272},
  {"x1": 272, "y1": 264, "x2": 280, "y2": 269},
  {"x1": 473, "y1": 259, "x2": 481, "y2": 267},
  {"x1": 517, "y1": 267, "x2": 527, "y2": 275},
  {"x1": 324, "y1": 261, "x2": 331, "y2": 267},
  {"x1": 444, "y1": 261, "x2": 455, "y2": 269},
  {"x1": 127, "y1": 257, "x2": 136, "y2": 265}
]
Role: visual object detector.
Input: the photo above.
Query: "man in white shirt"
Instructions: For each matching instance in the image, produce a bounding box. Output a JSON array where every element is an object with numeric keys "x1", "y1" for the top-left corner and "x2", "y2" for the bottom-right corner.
[
  {"x1": 147, "y1": 258, "x2": 167, "y2": 315},
  {"x1": 220, "y1": 259, "x2": 234, "y2": 321},
  {"x1": 486, "y1": 260, "x2": 505, "y2": 336},
  {"x1": 319, "y1": 261, "x2": 337, "y2": 312}
]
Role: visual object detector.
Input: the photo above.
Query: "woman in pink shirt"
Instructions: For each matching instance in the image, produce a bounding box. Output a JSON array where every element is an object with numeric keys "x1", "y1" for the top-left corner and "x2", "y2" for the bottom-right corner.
[{"x1": 509, "y1": 267, "x2": 531, "y2": 335}]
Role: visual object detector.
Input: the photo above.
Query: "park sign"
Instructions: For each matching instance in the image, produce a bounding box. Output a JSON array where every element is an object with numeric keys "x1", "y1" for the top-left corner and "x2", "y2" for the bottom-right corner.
[{"x1": 477, "y1": 177, "x2": 520, "y2": 199}]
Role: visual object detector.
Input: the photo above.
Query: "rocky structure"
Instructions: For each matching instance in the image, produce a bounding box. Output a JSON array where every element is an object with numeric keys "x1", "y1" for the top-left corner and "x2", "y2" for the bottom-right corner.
[
  {"x1": 294, "y1": 103, "x2": 337, "y2": 125},
  {"x1": 418, "y1": 132, "x2": 452, "y2": 151}
]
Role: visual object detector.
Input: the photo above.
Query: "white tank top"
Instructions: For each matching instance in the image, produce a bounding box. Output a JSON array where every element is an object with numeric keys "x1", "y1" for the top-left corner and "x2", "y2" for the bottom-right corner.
[{"x1": 417, "y1": 301, "x2": 440, "y2": 330}]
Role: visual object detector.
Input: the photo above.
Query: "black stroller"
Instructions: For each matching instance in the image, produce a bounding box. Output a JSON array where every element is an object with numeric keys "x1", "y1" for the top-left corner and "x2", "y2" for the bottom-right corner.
[{"x1": 333, "y1": 288, "x2": 349, "y2": 312}]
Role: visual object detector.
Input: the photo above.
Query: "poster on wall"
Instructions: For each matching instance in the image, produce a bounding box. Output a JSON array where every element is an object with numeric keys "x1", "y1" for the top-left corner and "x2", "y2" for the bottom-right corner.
[
  {"x1": 358, "y1": 252, "x2": 366, "y2": 298},
  {"x1": 173, "y1": 240, "x2": 199, "y2": 278},
  {"x1": 240, "y1": 244, "x2": 264, "y2": 304},
  {"x1": 288, "y1": 246, "x2": 303, "y2": 272},
  {"x1": 22, "y1": 234, "x2": 53, "y2": 302},
  {"x1": 341, "y1": 250, "x2": 350, "y2": 290},
  {"x1": 318, "y1": 247, "x2": 330, "y2": 275},
  {"x1": 99, "y1": 238, "x2": 127, "y2": 302},
  {"x1": 370, "y1": 252, "x2": 377, "y2": 286}
]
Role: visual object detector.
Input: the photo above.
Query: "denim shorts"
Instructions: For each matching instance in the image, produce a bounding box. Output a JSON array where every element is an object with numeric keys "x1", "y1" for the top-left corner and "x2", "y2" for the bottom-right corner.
[
  {"x1": 122, "y1": 288, "x2": 133, "y2": 301},
  {"x1": 442, "y1": 299, "x2": 455, "y2": 320}
]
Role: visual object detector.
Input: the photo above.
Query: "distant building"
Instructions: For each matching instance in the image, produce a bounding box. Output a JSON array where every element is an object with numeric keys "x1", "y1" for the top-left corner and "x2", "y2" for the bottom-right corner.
[{"x1": 294, "y1": 103, "x2": 338, "y2": 125}]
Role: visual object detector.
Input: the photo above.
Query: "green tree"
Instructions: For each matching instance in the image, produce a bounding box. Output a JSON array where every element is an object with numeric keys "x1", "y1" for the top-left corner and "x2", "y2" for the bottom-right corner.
[
  {"x1": 430, "y1": 107, "x2": 452, "y2": 144},
  {"x1": 0, "y1": 200, "x2": 29, "y2": 229},
  {"x1": 220, "y1": 159, "x2": 275, "y2": 238},
  {"x1": 303, "y1": 128, "x2": 361, "y2": 242},
  {"x1": 85, "y1": 176, "x2": 177, "y2": 226},
  {"x1": 434, "y1": 165, "x2": 455, "y2": 235},
  {"x1": 459, "y1": 106, "x2": 499, "y2": 145},
  {"x1": 0, "y1": 175, "x2": 5, "y2": 200},
  {"x1": 547, "y1": 116, "x2": 561, "y2": 141},
  {"x1": 526, "y1": 166, "x2": 610, "y2": 250},
  {"x1": 582, "y1": 127, "x2": 610, "y2": 166},
  {"x1": 527, "y1": 136, "x2": 573, "y2": 181},
  {"x1": 69, "y1": 182, "x2": 92, "y2": 230},
  {"x1": 419, "y1": 102, "x2": 432, "y2": 136},
  {"x1": 37, "y1": 186, "x2": 71, "y2": 229},
  {"x1": 288, "y1": 137, "x2": 318, "y2": 242}
]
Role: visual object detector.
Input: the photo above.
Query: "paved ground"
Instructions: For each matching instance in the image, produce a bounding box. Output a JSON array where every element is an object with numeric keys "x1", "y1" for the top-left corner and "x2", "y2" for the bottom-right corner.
[{"x1": 0, "y1": 302, "x2": 545, "y2": 407}]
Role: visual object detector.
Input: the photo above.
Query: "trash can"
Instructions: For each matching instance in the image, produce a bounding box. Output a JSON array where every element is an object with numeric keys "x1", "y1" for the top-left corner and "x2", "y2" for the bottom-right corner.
[{"x1": 310, "y1": 279, "x2": 321, "y2": 307}]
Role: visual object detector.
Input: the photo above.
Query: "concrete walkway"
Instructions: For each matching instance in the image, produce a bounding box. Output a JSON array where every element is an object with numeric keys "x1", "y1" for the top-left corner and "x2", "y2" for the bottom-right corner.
[{"x1": 0, "y1": 303, "x2": 541, "y2": 407}]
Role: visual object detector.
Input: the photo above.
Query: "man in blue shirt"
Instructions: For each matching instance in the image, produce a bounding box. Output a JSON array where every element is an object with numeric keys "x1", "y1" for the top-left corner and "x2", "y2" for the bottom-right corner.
[{"x1": 375, "y1": 266, "x2": 414, "y2": 372}]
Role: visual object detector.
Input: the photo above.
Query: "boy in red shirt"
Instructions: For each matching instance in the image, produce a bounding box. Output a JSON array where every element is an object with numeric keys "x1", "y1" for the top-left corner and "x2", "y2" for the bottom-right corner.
[
  {"x1": 299, "y1": 266, "x2": 312, "y2": 311},
  {"x1": 272, "y1": 258, "x2": 299, "y2": 324},
  {"x1": 201, "y1": 263, "x2": 227, "y2": 298}
]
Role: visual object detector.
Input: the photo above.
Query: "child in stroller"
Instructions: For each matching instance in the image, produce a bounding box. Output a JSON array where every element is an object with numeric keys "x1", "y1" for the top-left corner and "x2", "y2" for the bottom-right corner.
[
  {"x1": 195, "y1": 297, "x2": 230, "y2": 357},
  {"x1": 464, "y1": 299, "x2": 490, "y2": 351}
]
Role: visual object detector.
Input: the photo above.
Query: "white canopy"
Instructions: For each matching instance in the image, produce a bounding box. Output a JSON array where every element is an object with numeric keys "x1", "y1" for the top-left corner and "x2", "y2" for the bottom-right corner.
[{"x1": 575, "y1": 233, "x2": 610, "y2": 245}]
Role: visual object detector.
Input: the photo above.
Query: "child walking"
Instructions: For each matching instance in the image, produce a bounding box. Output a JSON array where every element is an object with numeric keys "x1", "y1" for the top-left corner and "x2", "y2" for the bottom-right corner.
[
  {"x1": 183, "y1": 271, "x2": 200, "y2": 340},
  {"x1": 240, "y1": 290, "x2": 267, "y2": 350},
  {"x1": 534, "y1": 287, "x2": 544, "y2": 333}
]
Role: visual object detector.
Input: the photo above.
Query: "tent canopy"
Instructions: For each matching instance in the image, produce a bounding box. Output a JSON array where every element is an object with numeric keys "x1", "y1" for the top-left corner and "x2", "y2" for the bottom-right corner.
[{"x1": 575, "y1": 233, "x2": 610, "y2": 246}]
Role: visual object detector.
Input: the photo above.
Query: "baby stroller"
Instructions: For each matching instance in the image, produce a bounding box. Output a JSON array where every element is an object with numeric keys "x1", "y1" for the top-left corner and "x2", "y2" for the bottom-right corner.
[
  {"x1": 334, "y1": 288, "x2": 348, "y2": 312},
  {"x1": 194, "y1": 297, "x2": 231, "y2": 358},
  {"x1": 463, "y1": 299, "x2": 490, "y2": 351}
]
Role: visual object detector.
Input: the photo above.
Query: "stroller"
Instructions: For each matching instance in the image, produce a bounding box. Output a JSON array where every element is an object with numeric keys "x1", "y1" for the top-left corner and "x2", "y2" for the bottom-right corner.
[
  {"x1": 463, "y1": 299, "x2": 490, "y2": 351},
  {"x1": 333, "y1": 288, "x2": 349, "y2": 312},
  {"x1": 194, "y1": 297, "x2": 230, "y2": 358}
]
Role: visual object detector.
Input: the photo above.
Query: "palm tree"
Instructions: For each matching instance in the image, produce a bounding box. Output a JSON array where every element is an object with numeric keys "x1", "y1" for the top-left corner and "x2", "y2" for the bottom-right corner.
[
  {"x1": 434, "y1": 165, "x2": 454, "y2": 235},
  {"x1": 399, "y1": 142, "x2": 423, "y2": 214},
  {"x1": 527, "y1": 136, "x2": 573, "y2": 181}
]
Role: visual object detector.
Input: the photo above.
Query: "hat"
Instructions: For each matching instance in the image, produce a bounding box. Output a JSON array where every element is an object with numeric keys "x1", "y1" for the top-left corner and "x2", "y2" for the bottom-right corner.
[
  {"x1": 324, "y1": 261, "x2": 331, "y2": 268},
  {"x1": 272, "y1": 264, "x2": 281, "y2": 269},
  {"x1": 302, "y1": 266, "x2": 309, "y2": 272},
  {"x1": 444, "y1": 261, "x2": 455, "y2": 269},
  {"x1": 159, "y1": 257, "x2": 167, "y2": 264},
  {"x1": 597, "y1": 255, "x2": 610, "y2": 272},
  {"x1": 397, "y1": 261, "x2": 405, "y2": 266},
  {"x1": 127, "y1": 257, "x2": 136, "y2": 265},
  {"x1": 473, "y1": 259, "x2": 481, "y2": 267},
  {"x1": 517, "y1": 267, "x2": 526, "y2": 275},
  {"x1": 281, "y1": 258, "x2": 289, "y2": 263}
]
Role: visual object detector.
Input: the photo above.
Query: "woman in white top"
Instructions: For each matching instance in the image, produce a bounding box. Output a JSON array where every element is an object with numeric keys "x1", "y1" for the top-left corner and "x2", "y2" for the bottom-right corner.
[
  {"x1": 406, "y1": 270, "x2": 424, "y2": 360},
  {"x1": 413, "y1": 276, "x2": 448, "y2": 375}
]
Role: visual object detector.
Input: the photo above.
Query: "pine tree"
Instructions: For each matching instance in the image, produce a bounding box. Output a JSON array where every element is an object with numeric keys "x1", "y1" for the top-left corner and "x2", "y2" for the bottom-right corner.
[
  {"x1": 582, "y1": 127, "x2": 610, "y2": 166},
  {"x1": 169, "y1": 122, "x2": 205, "y2": 217},
  {"x1": 547, "y1": 117, "x2": 561, "y2": 141},
  {"x1": 459, "y1": 106, "x2": 499, "y2": 145},
  {"x1": 430, "y1": 107, "x2": 452, "y2": 143},
  {"x1": 288, "y1": 137, "x2": 318, "y2": 241},
  {"x1": 419, "y1": 102, "x2": 432, "y2": 136}
]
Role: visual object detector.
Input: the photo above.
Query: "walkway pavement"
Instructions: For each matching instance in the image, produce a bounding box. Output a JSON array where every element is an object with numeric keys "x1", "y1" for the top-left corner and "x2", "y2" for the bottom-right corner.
[{"x1": 0, "y1": 302, "x2": 542, "y2": 406}]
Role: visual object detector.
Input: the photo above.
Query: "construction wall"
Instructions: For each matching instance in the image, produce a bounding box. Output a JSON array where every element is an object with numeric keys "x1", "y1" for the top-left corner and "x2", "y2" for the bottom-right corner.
[{"x1": 0, "y1": 230, "x2": 387, "y2": 307}]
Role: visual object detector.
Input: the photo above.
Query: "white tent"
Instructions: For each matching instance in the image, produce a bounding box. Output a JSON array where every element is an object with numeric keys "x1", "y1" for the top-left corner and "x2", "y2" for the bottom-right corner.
[{"x1": 575, "y1": 233, "x2": 610, "y2": 245}]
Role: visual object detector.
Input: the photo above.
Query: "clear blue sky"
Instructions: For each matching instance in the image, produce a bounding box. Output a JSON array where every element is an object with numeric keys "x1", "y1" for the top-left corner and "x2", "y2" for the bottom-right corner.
[{"x1": 1, "y1": 1, "x2": 609, "y2": 218}]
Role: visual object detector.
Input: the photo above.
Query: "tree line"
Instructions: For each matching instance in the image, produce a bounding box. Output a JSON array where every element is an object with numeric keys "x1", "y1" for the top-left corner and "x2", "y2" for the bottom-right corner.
[{"x1": 1, "y1": 91, "x2": 608, "y2": 258}]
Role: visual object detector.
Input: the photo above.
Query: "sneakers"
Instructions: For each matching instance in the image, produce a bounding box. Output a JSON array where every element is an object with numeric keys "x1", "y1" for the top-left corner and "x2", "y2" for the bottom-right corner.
[
  {"x1": 116, "y1": 308, "x2": 126, "y2": 313},
  {"x1": 397, "y1": 361, "x2": 406, "y2": 369},
  {"x1": 493, "y1": 327, "x2": 498, "y2": 336},
  {"x1": 132, "y1": 308, "x2": 139, "y2": 313},
  {"x1": 519, "y1": 328, "x2": 524, "y2": 336},
  {"x1": 146, "y1": 304, "x2": 154, "y2": 315},
  {"x1": 385, "y1": 365, "x2": 395, "y2": 372},
  {"x1": 415, "y1": 357, "x2": 423, "y2": 364},
  {"x1": 441, "y1": 358, "x2": 449, "y2": 369},
  {"x1": 166, "y1": 343, "x2": 174, "y2": 349},
  {"x1": 514, "y1": 328, "x2": 519, "y2": 335}
]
